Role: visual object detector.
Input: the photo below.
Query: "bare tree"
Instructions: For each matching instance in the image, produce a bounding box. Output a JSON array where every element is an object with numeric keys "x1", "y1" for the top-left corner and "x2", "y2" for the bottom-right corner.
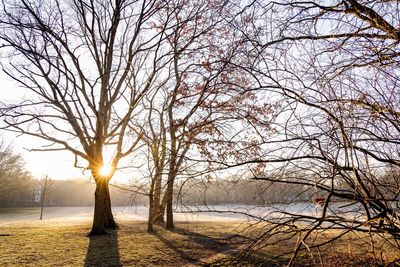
[
  {"x1": 137, "y1": 0, "x2": 277, "y2": 231},
  {"x1": 39, "y1": 174, "x2": 51, "y2": 220},
  {"x1": 0, "y1": 140, "x2": 32, "y2": 207},
  {"x1": 222, "y1": 0, "x2": 400, "y2": 265},
  {"x1": 0, "y1": 0, "x2": 170, "y2": 235}
]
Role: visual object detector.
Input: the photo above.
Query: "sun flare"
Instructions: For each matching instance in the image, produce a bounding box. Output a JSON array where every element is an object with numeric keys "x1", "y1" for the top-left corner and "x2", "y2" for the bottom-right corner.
[{"x1": 99, "y1": 164, "x2": 113, "y2": 177}]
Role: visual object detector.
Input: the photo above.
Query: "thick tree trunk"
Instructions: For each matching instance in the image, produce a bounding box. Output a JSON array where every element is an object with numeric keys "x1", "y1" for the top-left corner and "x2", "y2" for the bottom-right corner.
[
  {"x1": 104, "y1": 181, "x2": 117, "y2": 229},
  {"x1": 165, "y1": 178, "x2": 174, "y2": 229},
  {"x1": 147, "y1": 178, "x2": 155, "y2": 233},
  {"x1": 148, "y1": 174, "x2": 165, "y2": 231},
  {"x1": 89, "y1": 179, "x2": 117, "y2": 236},
  {"x1": 90, "y1": 181, "x2": 107, "y2": 235},
  {"x1": 147, "y1": 203, "x2": 154, "y2": 233},
  {"x1": 166, "y1": 200, "x2": 173, "y2": 229},
  {"x1": 152, "y1": 174, "x2": 164, "y2": 224},
  {"x1": 152, "y1": 204, "x2": 165, "y2": 224}
]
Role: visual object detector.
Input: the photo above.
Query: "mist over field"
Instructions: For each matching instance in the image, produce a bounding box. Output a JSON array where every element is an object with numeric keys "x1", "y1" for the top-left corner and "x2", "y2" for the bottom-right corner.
[{"x1": 0, "y1": 202, "x2": 365, "y2": 227}]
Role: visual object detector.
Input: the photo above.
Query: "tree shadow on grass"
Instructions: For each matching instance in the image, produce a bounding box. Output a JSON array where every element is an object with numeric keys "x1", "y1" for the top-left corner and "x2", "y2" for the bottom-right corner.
[
  {"x1": 153, "y1": 227, "x2": 242, "y2": 266},
  {"x1": 171, "y1": 227, "x2": 234, "y2": 253},
  {"x1": 170, "y1": 227, "x2": 283, "y2": 266},
  {"x1": 84, "y1": 230, "x2": 121, "y2": 267},
  {"x1": 154, "y1": 231, "x2": 199, "y2": 265}
]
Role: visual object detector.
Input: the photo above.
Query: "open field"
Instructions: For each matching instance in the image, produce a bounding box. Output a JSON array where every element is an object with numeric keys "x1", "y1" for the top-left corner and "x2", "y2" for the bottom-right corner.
[
  {"x1": 0, "y1": 202, "x2": 367, "y2": 225},
  {"x1": 0, "y1": 207, "x2": 399, "y2": 266},
  {"x1": 0, "y1": 220, "x2": 243, "y2": 266},
  {"x1": 0, "y1": 205, "x2": 246, "y2": 225}
]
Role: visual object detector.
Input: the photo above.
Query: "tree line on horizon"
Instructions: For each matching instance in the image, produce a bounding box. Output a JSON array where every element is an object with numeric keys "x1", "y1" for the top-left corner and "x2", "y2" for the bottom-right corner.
[{"x1": 0, "y1": 144, "x2": 317, "y2": 208}]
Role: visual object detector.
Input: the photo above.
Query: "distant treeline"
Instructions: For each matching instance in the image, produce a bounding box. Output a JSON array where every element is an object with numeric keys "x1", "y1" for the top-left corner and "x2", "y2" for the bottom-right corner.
[
  {"x1": 0, "y1": 178, "x2": 37, "y2": 208},
  {"x1": 0, "y1": 139, "x2": 336, "y2": 209},
  {"x1": 0, "y1": 178, "x2": 147, "y2": 208},
  {"x1": 1, "y1": 176, "x2": 314, "y2": 208},
  {"x1": 2, "y1": 172, "x2": 398, "y2": 208},
  {"x1": 179, "y1": 178, "x2": 313, "y2": 205}
]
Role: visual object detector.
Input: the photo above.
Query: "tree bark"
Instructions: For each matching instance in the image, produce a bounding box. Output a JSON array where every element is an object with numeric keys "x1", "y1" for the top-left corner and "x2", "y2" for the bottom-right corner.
[
  {"x1": 89, "y1": 178, "x2": 117, "y2": 236},
  {"x1": 152, "y1": 204, "x2": 165, "y2": 224},
  {"x1": 147, "y1": 178, "x2": 155, "y2": 233},
  {"x1": 148, "y1": 173, "x2": 165, "y2": 232},
  {"x1": 166, "y1": 200, "x2": 173, "y2": 229},
  {"x1": 104, "y1": 181, "x2": 117, "y2": 229},
  {"x1": 165, "y1": 176, "x2": 174, "y2": 229},
  {"x1": 152, "y1": 173, "x2": 165, "y2": 224}
]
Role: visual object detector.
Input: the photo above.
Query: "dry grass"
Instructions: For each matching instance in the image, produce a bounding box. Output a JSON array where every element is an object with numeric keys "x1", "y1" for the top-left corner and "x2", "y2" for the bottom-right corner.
[
  {"x1": 0, "y1": 220, "x2": 246, "y2": 267},
  {"x1": 232, "y1": 224, "x2": 400, "y2": 267},
  {"x1": 0, "y1": 219, "x2": 399, "y2": 266}
]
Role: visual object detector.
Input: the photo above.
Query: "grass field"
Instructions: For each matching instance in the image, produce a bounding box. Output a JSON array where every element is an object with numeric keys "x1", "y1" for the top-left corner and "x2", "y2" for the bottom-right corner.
[
  {"x1": 1, "y1": 218, "x2": 399, "y2": 266},
  {"x1": 0, "y1": 220, "x2": 248, "y2": 266}
]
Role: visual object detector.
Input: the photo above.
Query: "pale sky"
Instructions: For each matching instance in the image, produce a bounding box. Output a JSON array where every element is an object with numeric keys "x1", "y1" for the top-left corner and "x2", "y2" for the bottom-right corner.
[
  {"x1": 0, "y1": 72, "x2": 134, "y2": 184},
  {"x1": 2, "y1": 130, "x2": 136, "y2": 184}
]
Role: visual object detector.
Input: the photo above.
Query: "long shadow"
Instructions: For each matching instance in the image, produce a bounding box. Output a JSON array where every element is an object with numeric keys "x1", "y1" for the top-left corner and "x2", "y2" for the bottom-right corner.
[
  {"x1": 84, "y1": 230, "x2": 121, "y2": 267},
  {"x1": 154, "y1": 231, "x2": 199, "y2": 265},
  {"x1": 171, "y1": 227, "x2": 234, "y2": 253},
  {"x1": 170, "y1": 227, "x2": 282, "y2": 266},
  {"x1": 153, "y1": 227, "x2": 238, "y2": 266}
]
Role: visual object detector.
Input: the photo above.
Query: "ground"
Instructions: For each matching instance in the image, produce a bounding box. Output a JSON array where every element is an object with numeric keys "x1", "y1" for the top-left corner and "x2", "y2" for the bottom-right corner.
[
  {"x1": 0, "y1": 208, "x2": 399, "y2": 266},
  {"x1": 0, "y1": 220, "x2": 245, "y2": 267}
]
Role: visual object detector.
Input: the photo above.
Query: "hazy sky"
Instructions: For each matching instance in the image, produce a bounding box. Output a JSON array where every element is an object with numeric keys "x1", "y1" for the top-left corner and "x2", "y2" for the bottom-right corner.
[
  {"x1": 2, "y1": 130, "x2": 134, "y2": 184},
  {"x1": 0, "y1": 72, "x2": 133, "y2": 184}
]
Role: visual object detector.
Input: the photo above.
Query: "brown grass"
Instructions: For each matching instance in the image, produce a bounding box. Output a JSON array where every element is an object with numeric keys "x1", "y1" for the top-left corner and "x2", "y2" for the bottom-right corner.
[
  {"x1": 0, "y1": 220, "x2": 399, "y2": 266},
  {"x1": 0, "y1": 220, "x2": 246, "y2": 266}
]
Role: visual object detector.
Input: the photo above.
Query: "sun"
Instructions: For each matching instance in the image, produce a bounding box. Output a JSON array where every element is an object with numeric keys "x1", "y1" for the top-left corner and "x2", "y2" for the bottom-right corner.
[{"x1": 99, "y1": 164, "x2": 113, "y2": 177}]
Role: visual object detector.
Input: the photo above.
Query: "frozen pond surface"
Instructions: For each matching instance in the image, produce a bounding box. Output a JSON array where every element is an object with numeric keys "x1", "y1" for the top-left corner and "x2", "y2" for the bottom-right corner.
[{"x1": 0, "y1": 202, "x2": 363, "y2": 226}]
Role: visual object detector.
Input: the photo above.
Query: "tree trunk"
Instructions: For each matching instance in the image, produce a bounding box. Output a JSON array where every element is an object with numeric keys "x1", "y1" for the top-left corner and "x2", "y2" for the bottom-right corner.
[
  {"x1": 147, "y1": 178, "x2": 155, "y2": 233},
  {"x1": 152, "y1": 173, "x2": 164, "y2": 224},
  {"x1": 165, "y1": 177, "x2": 174, "y2": 229},
  {"x1": 166, "y1": 200, "x2": 173, "y2": 229},
  {"x1": 104, "y1": 181, "x2": 117, "y2": 229},
  {"x1": 39, "y1": 175, "x2": 48, "y2": 220},
  {"x1": 147, "y1": 204, "x2": 154, "y2": 233},
  {"x1": 148, "y1": 173, "x2": 164, "y2": 231},
  {"x1": 89, "y1": 179, "x2": 117, "y2": 236},
  {"x1": 152, "y1": 204, "x2": 165, "y2": 224}
]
